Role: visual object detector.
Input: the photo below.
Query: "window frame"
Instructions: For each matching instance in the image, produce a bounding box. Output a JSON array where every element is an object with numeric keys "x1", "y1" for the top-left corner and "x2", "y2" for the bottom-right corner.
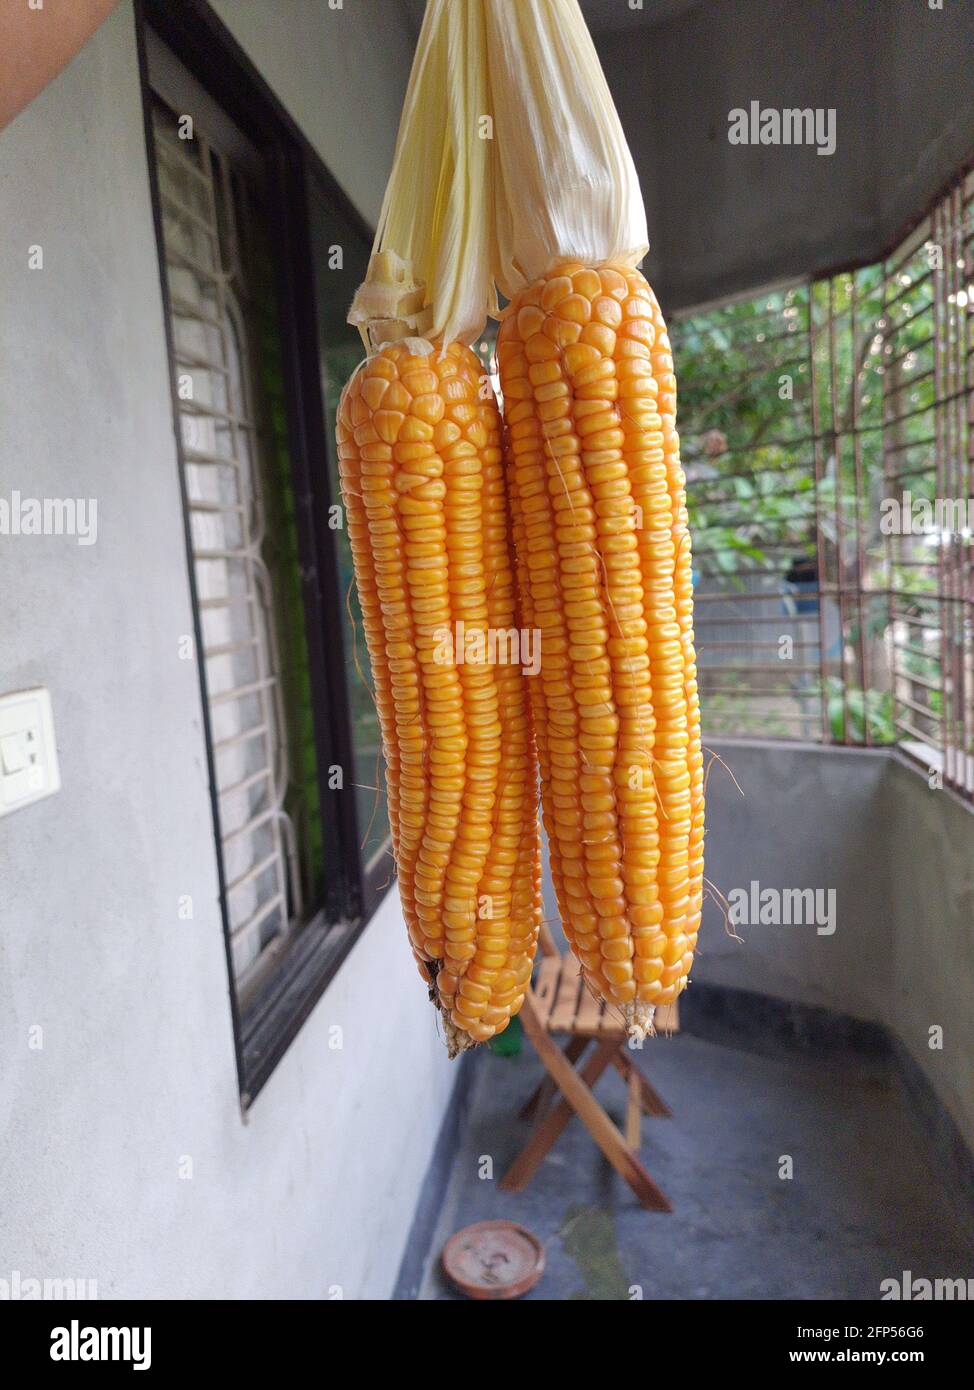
[
  {"x1": 672, "y1": 154, "x2": 974, "y2": 797},
  {"x1": 135, "y1": 0, "x2": 389, "y2": 1103}
]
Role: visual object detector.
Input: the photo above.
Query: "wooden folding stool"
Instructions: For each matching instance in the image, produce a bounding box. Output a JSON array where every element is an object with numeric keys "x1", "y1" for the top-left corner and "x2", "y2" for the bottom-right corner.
[{"x1": 500, "y1": 931, "x2": 677, "y2": 1212}]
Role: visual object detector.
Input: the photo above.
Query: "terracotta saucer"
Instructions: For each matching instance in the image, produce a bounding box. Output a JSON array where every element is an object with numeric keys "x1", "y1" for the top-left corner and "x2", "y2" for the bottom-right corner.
[{"x1": 442, "y1": 1219, "x2": 545, "y2": 1300}]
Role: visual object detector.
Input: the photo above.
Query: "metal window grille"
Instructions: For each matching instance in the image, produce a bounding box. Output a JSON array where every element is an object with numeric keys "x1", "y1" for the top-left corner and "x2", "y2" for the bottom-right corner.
[
  {"x1": 152, "y1": 106, "x2": 306, "y2": 997},
  {"x1": 672, "y1": 167, "x2": 974, "y2": 798}
]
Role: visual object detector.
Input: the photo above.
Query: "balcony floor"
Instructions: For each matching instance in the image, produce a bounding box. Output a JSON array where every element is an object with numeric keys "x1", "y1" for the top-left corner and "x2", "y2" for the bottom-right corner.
[{"x1": 417, "y1": 1028, "x2": 974, "y2": 1300}]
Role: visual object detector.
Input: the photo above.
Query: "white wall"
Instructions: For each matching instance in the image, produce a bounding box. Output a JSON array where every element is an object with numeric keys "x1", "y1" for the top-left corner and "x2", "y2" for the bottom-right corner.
[{"x1": 0, "y1": 2, "x2": 454, "y2": 1299}]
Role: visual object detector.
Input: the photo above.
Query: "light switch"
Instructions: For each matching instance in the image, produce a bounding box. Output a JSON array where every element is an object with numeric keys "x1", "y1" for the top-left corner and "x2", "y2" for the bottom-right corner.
[
  {"x1": 0, "y1": 688, "x2": 61, "y2": 817},
  {"x1": 1, "y1": 732, "x2": 27, "y2": 774}
]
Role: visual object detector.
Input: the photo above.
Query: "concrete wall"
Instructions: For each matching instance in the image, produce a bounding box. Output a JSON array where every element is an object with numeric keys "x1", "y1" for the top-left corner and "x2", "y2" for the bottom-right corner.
[
  {"x1": 210, "y1": 0, "x2": 414, "y2": 228},
  {"x1": 0, "y1": 2, "x2": 453, "y2": 1299},
  {"x1": 607, "y1": 0, "x2": 878, "y2": 309},
  {"x1": 885, "y1": 758, "x2": 974, "y2": 1148},
  {"x1": 696, "y1": 741, "x2": 892, "y2": 1023},
  {"x1": 694, "y1": 740, "x2": 974, "y2": 1146},
  {"x1": 875, "y1": 0, "x2": 974, "y2": 249},
  {"x1": 599, "y1": 0, "x2": 974, "y2": 312}
]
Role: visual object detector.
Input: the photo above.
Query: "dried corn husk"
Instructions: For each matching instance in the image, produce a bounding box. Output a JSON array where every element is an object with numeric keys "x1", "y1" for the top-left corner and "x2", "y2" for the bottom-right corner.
[
  {"x1": 349, "y1": 0, "x2": 498, "y2": 348},
  {"x1": 484, "y1": 0, "x2": 648, "y2": 296}
]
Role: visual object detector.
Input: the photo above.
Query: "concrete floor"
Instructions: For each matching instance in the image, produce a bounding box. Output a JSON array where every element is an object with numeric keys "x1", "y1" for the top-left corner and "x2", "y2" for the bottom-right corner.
[{"x1": 419, "y1": 1031, "x2": 974, "y2": 1300}]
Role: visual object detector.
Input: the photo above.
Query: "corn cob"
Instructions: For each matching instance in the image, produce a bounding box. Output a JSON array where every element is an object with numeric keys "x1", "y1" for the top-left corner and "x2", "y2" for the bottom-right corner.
[
  {"x1": 644, "y1": 284, "x2": 706, "y2": 962},
  {"x1": 337, "y1": 326, "x2": 542, "y2": 1055},
  {"x1": 497, "y1": 259, "x2": 703, "y2": 1041}
]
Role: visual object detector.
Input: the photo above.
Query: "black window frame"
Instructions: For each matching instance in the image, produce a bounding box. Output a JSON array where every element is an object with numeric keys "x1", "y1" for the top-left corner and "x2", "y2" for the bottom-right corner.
[{"x1": 134, "y1": 0, "x2": 390, "y2": 1104}]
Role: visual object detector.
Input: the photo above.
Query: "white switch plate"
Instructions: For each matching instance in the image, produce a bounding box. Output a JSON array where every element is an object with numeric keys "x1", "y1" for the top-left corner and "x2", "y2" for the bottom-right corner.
[{"x1": 0, "y1": 688, "x2": 61, "y2": 817}]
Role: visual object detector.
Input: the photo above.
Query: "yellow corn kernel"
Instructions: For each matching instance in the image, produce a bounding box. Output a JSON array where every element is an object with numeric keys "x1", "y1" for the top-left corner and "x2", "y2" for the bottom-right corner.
[
  {"x1": 339, "y1": 340, "x2": 542, "y2": 1055},
  {"x1": 498, "y1": 261, "x2": 704, "y2": 1041}
]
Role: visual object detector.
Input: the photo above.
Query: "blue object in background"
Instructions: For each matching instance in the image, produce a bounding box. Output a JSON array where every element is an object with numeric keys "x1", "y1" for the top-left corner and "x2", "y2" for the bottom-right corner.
[{"x1": 783, "y1": 578, "x2": 819, "y2": 616}]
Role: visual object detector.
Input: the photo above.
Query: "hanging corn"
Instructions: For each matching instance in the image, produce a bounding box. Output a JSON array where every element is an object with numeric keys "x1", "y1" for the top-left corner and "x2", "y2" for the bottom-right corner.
[
  {"x1": 338, "y1": 1, "x2": 542, "y2": 1055},
  {"x1": 486, "y1": 0, "x2": 704, "y2": 1041},
  {"x1": 336, "y1": 0, "x2": 703, "y2": 1053}
]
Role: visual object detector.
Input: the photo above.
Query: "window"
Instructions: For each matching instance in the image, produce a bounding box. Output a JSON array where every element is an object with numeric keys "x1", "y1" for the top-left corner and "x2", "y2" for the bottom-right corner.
[
  {"x1": 306, "y1": 174, "x2": 391, "y2": 891},
  {"x1": 672, "y1": 165, "x2": 974, "y2": 797},
  {"x1": 141, "y1": 11, "x2": 390, "y2": 1099},
  {"x1": 151, "y1": 98, "x2": 318, "y2": 1000}
]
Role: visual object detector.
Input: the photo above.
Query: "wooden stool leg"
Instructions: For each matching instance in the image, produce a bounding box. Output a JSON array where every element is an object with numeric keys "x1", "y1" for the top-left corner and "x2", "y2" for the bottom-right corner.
[
  {"x1": 625, "y1": 1063, "x2": 641, "y2": 1150},
  {"x1": 501, "y1": 1040, "x2": 618, "y2": 1192},
  {"x1": 611, "y1": 1051, "x2": 673, "y2": 1118},
  {"x1": 518, "y1": 1036, "x2": 587, "y2": 1121},
  {"x1": 502, "y1": 1011, "x2": 671, "y2": 1212},
  {"x1": 537, "y1": 920, "x2": 560, "y2": 957}
]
